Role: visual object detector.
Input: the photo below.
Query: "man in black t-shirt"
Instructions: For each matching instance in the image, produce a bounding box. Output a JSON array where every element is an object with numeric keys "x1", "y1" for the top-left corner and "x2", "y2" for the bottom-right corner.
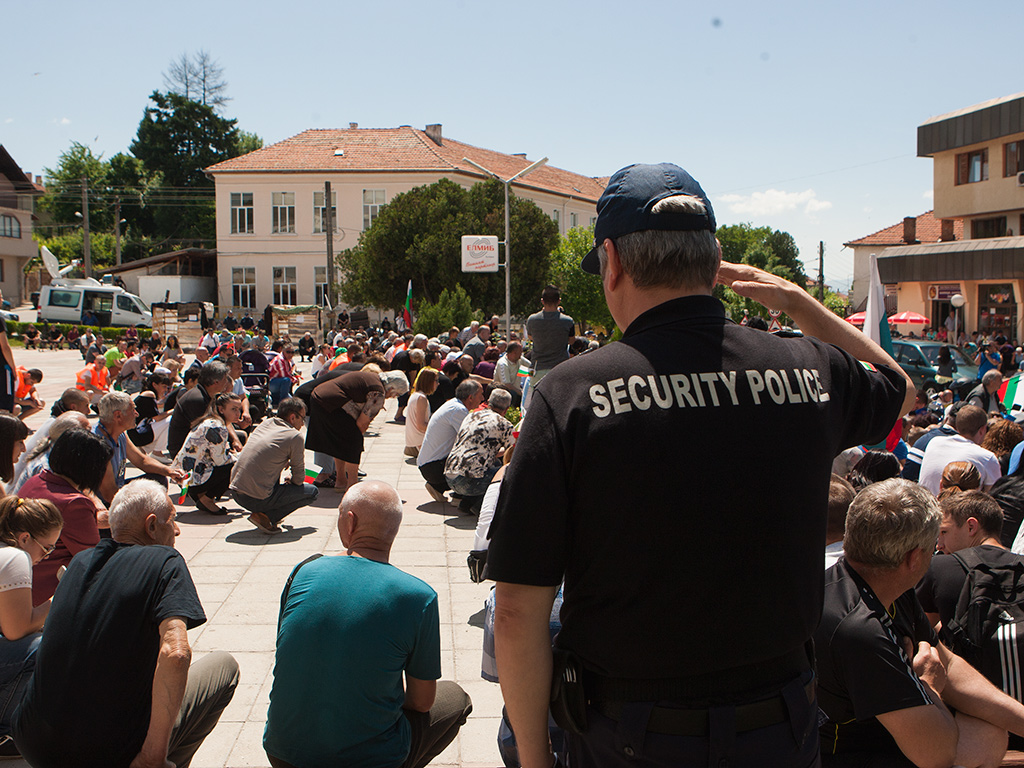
[
  {"x1": 487, "y1": 163, "x2": 916, "y2": 768},
  {"x1": 13, "y1": 480, "x2": 238, "y2": 768},
  {"x1": 817, "y1": 479, "x2": 1024, "y2": 767}
]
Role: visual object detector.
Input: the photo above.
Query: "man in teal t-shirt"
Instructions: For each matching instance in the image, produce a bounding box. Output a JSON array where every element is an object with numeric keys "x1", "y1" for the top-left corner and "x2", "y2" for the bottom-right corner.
[{"x1": 264, "y1": 481, "x2": 472, "y2": 768}]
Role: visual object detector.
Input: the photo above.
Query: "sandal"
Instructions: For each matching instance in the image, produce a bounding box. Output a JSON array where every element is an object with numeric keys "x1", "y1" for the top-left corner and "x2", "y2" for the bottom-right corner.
[{"x1": 313, "y1": 474, "x2": 336, "y2": 488}]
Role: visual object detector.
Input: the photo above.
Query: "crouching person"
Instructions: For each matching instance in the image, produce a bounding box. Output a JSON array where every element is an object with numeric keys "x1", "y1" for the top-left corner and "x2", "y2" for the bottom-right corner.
[
  {"x1": 12, "y1": 479, "x2": 239, "y2": 768},
  {"x1": 816, "y1": 477, "x2": 1024, "y2": 768},
  {"x1": 264, "y1": 481, "x2": 472, "y2": 768}
]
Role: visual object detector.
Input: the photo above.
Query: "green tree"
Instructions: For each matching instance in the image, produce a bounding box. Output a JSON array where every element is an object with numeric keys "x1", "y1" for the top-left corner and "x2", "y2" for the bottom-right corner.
[
  {"x1": 34, "y1": 229, "x2": 116, "y2": 269},
  {"x1": 550, "y1": 225, "x2": 613, "y2": 331},
  {"x1": 338, "y1": 178, "x2": 559, "y2": 318},
  {"x1": 236, "y1": 130, "x2": 263, "y2": 156},
  {"x1": 130, "y1": 91, "x2": 240, "y2": 189},
  {"x1": 38, "y1": 143, "x2": 112, "y2": 231},
  {"x1": 414, "y1": 286, "x2": 475, "y2": 337}
]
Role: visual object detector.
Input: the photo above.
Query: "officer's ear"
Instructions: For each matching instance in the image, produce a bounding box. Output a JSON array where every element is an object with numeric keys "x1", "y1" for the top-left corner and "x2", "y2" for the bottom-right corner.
[{"x1": 602, "y1": 239, "x2": 624, "y2": 291}]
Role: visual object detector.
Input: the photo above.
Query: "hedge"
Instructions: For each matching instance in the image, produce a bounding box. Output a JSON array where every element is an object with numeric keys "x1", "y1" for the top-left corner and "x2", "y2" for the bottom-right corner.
[{"x1": 7, "y1": 321, "x2": 152, "y2": 342}]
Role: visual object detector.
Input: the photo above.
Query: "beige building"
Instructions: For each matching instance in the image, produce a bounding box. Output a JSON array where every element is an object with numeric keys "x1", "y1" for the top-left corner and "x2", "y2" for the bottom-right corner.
[
  {"x1": 873, "y1": 93, "x2": 1024, "y2": 340},
  {"x1": 0, "y1": 146, "x2": 44, "y2": 306},
  {"x1": 205, "y1": 124, "x2": 603, "y2": 314}
]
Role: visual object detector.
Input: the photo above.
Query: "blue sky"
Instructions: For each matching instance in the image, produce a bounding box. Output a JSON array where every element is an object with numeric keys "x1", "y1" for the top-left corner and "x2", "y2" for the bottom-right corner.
[{"x1": 4, "y1": 0, "x2": 1022, "y2": 291}]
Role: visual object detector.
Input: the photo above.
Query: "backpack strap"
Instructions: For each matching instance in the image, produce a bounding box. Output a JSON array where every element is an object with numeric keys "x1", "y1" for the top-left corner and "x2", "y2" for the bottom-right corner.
[{"x1": 278, "y1": 553, "x2": 324, "y2": 629}]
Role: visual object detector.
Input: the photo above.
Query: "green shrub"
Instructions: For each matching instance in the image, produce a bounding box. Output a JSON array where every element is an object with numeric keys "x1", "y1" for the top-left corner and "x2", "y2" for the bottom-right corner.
[{"x1": 414, "y1": 286, "x2": 475, "y2": 338}]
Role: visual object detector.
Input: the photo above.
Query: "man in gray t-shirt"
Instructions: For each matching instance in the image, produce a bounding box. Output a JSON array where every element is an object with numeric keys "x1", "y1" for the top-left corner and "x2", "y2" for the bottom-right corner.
[{"x1": 525, "y1": 285, "x2": 574, "y2": 390}]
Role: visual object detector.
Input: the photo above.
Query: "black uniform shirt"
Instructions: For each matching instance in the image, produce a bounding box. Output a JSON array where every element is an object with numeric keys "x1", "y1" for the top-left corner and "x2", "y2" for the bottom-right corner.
[
  {"x1": 486, "y1": 295, "x2": 906, "y2": 683},
  {"x1": 816, "y1": 560, "x2": 936, "y2": 757}
]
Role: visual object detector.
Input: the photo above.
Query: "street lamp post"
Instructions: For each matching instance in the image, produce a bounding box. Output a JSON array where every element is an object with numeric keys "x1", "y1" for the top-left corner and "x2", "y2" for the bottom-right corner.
[{"x1": 463, "y1": 155, "x2": 548, "y2": 340}]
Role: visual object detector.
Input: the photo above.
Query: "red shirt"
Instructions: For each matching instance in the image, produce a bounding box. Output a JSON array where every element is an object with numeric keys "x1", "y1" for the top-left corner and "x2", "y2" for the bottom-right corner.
[{"x1": 20, "y1": 470, "x2": 101, "y2": 605}]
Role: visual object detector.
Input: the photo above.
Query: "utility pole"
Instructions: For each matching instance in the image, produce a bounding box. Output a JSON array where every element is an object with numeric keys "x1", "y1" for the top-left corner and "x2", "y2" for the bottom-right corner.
[
  {"x1": 817, "y1": 241, "x2": 825, "y2": 303},
  {"x1": 324, "y1": 181, "x2": 335, "y2": 331},
  {"x1": 114, "y1": 197, "x2": 123, "y2": 267},
  {"x1": 81, "y1": 177, "x2": 92, "y2": 279}
]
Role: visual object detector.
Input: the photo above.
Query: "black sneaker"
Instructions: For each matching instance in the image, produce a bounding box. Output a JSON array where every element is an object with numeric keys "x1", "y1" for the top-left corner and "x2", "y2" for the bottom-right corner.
[{"x1": 0, "y1": 734, "x2": 21, "y2": 759}]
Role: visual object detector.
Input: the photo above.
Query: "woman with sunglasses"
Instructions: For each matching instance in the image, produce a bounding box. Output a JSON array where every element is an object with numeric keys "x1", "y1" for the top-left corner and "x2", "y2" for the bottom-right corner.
[{"x1": 0, "y1": 496, "x2": 63, "y2": 757}]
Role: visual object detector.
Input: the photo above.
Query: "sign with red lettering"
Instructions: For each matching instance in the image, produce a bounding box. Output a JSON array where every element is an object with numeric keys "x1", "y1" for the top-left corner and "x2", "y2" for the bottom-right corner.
[{"x1": 462, "y1": 236, "x2": 500, "y2": 273}]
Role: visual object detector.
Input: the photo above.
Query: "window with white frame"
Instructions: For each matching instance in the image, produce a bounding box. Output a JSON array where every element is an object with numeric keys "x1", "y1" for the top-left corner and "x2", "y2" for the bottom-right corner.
[
  {"x1": 313, "y1": 191, "x2": 338, "y2": 234},
  {"x1": 232, "y1": 267, "x2": 256, "y2": 308},
  {"x1": 273, "y1": 266, "x2": 297, "y2": 305},
  {"x1": 271, "y1": 192, "x2": 296, "y2": 233},
  {"x1": 0, "y1": 215, "x2": 20, "y2": 239},
  {"x1": 570, "y1": 212, "x2": 578, "y2": 228},
  {"x1": 230, "y1": 192, "x2": 254, "y2": 234},
  {"x1": 552, "y1": 209, "x2": 560, "y2": 226},
  {"x1": 363, "y1": 189, "x2": 385, "y2": 230},
  {"x1": 315, "y1": 266, "x2": 328, "y2": 307}
]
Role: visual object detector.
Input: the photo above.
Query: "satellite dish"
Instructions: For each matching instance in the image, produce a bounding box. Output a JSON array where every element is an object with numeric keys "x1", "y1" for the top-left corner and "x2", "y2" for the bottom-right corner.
[{"x1": 40, "y1": 246, "x2": 61, "y2": 279}]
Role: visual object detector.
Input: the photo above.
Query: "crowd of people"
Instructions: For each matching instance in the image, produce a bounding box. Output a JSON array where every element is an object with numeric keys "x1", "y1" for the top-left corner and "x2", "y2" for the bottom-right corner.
[{"x1": 8, "y1": 161, "x2": 1024, "y2": 768}]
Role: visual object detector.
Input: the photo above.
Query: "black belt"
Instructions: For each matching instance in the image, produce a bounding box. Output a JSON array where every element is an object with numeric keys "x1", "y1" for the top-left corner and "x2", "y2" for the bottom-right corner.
[{"x1": 592, "y1": 678, "x2": 815, "y2": 737}]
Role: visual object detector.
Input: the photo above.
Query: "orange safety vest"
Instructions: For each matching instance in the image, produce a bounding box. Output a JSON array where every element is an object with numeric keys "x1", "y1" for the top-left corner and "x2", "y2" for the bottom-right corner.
[
  {"x1": 76, "y1": 364, "x2": 109, "y2": 391},
  {"x1": 15, "y1": 367, "x2": 31, "y2": 400}
]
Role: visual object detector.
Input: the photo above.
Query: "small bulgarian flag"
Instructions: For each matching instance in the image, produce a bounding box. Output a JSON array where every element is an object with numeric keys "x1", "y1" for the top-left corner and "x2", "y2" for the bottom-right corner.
[
  {"x1": 1000, "y1": 373, "x2": 1024, "y2": 414},
  {"x1": 177, "y1": 472, "x2": 193, "y2": 504},
  {"x1": 403, "y1": 280, "x2": 413, "y2": 329},
  {"x1": 303, "y1": 468, "x2": 320, "y2": 484}
]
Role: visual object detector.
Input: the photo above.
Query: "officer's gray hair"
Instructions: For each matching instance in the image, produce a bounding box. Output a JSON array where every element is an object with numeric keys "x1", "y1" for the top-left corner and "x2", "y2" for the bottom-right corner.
[
  {"x1": 98, "y1": 391, "x2": 133, "y2": 423},
  {"x1": 109, "y1": 479, "x2": 173, "y2": 538},
  {"x1": 843, "y1": 478, "x2": 940, "y2": 570},
  {"x1": 597, "y1": 195, "x2": 720, "y2": 290}
]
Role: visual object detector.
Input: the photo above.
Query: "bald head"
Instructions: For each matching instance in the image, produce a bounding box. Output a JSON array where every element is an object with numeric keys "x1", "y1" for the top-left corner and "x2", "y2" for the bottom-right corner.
[{"x1": 339, "y1": 481, "x2": 403, "y2": 553}]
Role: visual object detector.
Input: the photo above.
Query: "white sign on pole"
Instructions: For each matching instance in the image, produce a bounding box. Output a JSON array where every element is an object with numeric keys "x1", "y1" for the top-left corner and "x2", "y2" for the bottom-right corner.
[{"x1": 461, "y1": 236, "x2": 500, "y2": 273}]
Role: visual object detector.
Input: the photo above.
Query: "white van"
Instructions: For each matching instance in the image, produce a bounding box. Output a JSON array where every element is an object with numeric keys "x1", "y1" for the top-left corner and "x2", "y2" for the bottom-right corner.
[{"x1": 39, "y1": 279, "x2": 152, "y2": 327}]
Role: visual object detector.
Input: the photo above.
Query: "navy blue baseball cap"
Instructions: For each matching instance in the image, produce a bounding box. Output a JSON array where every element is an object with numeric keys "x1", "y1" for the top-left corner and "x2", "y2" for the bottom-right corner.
[{"x1": 581, "y1": 163, "x2": 716, "y2": 274}]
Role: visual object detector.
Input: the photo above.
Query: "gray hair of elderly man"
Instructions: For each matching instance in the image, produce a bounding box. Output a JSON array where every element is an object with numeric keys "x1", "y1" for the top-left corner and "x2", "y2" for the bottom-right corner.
[
  {"x1": 340, "y1": 480, "x2": 403, "y2": 544},
  {"x1": 488, "y1": 388, "x2": 512, "y2": 412},
  {"x1": 843, "y1": 478, "x2": 941, "y2": 570},
  {"x1": 379, "y1": 370, "x2": 409, "y2": 397},
  {"x1": 109, "y1": 479, "x2": 173, "y2": 538},
  {"x1": 97, "y1": 391, "x2": 134, "y2": 423}
]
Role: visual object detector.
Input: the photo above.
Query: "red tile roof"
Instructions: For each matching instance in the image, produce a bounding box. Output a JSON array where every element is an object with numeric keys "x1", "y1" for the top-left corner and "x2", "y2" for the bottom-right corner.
[
  {"x1": 844, "y1": 210, "x2": 963, "y2": 246},
  {"x1": 205, "y1": 127, "x2": 606, "y2": 202}
]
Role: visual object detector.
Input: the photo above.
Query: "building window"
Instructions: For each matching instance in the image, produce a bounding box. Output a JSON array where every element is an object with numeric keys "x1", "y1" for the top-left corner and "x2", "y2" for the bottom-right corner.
[
  {"x1": 273, "y1": 266, "x2": 297, "y2": 305},
  {"x1": 590, "y1": 216, "x2": 597, "y2": 227},
  {"x1": 1006, "y1": 142, "x2": 1024, "y2": 177},
  {"x1": 315, "y1": 266, "x2": 328, "y2": 307},
  {"x1": 0, "y1": 215, "x2": 20, "y2": 239},
  {"x1": 271, "y1": 192, "x2": 296, "y2": 233},
  {"x1": 972, "y1": 217, "x2": 1007, "y2": 239},
  {"x1": 363, "y1": 189, "x2": 385, "y2": 230},
  {"x1": 552, "y1": 209, "x2": 560, "y2": 225},
  {"x1": 232, "y1": 267, "x2": 256, "y2": 309},
  {"x1": 978, "y1": 283, "x2": 1016, "y2": 338},
  {"x1": 570, "y1": 212, "x2": 578, "y2": 228},
  {"x1": 956, "y1": 149, "x2": 988, "y2": 185},
  {"x1": 230, "y1": 193, "x2": 254, "y2": 234},
  {"x1": 313, "y1": 191, "x2": 338, "y2": 234}
]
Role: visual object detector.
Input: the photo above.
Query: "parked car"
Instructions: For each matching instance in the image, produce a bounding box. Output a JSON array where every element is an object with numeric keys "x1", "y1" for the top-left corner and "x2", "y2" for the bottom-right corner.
[
  {"x1": 892, "y1": 340, "x2": 978, "y2": 398},
  {"x1": 0, "y1": 309, "x2": 19, "y2": 323}
]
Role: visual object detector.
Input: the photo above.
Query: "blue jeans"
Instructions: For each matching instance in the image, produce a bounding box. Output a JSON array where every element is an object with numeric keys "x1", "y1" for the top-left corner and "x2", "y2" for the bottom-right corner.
[
  {"x1": 269, "y1": 377, "x2": 292, "y2": 407},
  {"x1": 233, "y1": 483, "x2": 318, "y2": 525},
  {"x1": 0, "y1": 632, "x2": 41, "y2": 736}
]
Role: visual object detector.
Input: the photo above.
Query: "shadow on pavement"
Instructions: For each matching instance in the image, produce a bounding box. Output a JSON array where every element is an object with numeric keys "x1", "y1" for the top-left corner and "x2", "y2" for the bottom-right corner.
[
  {"x1": 177, "y1": 511, "x2": 243, "y2": 526},
  {"x1": 225, "y1": 525, "x2": 319, "y2": 545}
]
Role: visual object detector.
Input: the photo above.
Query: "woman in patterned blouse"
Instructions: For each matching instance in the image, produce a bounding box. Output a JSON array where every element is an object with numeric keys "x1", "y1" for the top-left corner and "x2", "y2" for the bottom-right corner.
[{"x1": 172, "y1": 393, "x2": 242, "y2": 515}]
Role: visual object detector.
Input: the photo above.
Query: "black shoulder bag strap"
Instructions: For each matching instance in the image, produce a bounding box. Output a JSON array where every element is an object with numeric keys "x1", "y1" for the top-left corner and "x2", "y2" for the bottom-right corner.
[{"x1": 278, "y1": 553, "x2": 324, "y2": 630}]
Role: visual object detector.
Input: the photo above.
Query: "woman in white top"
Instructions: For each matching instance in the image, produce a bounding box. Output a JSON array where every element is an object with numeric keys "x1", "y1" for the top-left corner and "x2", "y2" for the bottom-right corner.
[
  {"x1": 405, "y1": 368, "x2": 438, "y2": 458},
  {"x1": 310, "y1": 344, "x2": 333, "y2": 379},
  {"x1": 172, "y1": 393, "x2": 242, "y2": 515},
  {"x1": 0, "y1": 496, "x2": 63, "y2": 752}
]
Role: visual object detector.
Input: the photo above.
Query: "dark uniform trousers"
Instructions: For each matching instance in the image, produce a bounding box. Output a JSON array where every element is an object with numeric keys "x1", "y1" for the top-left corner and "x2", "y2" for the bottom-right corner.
[{"x1": 569, "y1": 671, "x2": 820, "y2": 768}]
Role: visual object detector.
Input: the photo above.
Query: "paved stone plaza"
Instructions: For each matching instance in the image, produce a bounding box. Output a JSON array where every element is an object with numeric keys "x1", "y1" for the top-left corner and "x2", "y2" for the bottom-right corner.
[{"x1": 11, "y1": 346, "x2": 503, "y2": 768}]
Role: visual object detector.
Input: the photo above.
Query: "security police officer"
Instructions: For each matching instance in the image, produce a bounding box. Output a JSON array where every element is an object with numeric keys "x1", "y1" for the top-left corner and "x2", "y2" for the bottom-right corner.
[{"x1": 486, "y1": 163, "x2": 916, "y2": 768}]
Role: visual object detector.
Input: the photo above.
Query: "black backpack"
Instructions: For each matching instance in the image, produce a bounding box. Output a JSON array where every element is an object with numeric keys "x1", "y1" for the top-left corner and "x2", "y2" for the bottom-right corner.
[{"x1": 939, "y1": 548, "x2": 1024, "y2": 700}]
